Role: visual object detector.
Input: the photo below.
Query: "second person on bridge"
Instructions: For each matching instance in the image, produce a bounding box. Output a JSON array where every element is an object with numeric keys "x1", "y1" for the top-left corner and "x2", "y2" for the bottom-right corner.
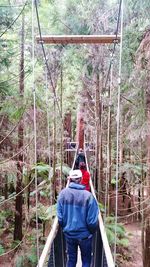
[
  {"x1": 79, "y1": 162, "x2": 90, "y2": 191},
  {"x1": 75, "y1": 148, "x2": 86, "y2": 169}
]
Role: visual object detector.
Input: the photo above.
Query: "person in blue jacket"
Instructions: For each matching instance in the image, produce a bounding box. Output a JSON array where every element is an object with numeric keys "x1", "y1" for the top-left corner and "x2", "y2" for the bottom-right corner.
[{"x1": 57, "y1": 169, "x2": 99, "y2": 267}]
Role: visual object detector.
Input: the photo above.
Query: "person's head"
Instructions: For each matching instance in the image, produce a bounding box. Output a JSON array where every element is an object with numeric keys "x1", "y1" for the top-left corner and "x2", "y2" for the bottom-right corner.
[
  {"x1": 79, "y1": 148, "x2": 83, "y2": 154},
  {"x1": 79, "y1": 162, "x2": 86, "y2": 170},
  {"x1": 69, "y1": 169, "x2": 82, "y2": 184}
]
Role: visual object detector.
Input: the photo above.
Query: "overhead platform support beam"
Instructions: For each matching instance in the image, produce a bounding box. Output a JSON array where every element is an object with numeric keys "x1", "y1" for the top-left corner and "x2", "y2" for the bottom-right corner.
[{"x1": 36, "y1": 35, "x2": 120, "y2": 44}]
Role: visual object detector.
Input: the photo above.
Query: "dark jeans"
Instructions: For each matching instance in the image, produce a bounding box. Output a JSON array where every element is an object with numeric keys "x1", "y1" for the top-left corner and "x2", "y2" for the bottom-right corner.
[{"x1": 65, "y1": 235, "x2": 92, "y2": 267}]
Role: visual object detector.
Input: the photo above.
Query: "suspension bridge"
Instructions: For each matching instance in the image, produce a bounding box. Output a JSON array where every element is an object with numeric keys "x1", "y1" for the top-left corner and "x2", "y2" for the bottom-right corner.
[
  {"x1": 38, "y1": 142, "x2": 115, "y2": 267},
  {"x1": 35, "y1": 0, "x2": 122, "y2": 263}
]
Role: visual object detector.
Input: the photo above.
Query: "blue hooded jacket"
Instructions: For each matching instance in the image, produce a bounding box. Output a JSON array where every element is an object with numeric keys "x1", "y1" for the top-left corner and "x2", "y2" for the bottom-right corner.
[{"x1": 57, "y1": 182, "x2": 99, "y2": 239}]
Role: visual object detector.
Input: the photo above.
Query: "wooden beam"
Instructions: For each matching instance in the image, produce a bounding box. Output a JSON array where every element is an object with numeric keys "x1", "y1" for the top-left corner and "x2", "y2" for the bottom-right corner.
[{"x1": 36, "y1": 35, "x2": 120, "y2": 44}]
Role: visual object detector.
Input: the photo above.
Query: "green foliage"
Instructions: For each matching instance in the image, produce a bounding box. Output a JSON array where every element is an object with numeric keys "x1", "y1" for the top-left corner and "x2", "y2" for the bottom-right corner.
[
  {"x1": 0, "y1": 244, "x2": 5, "y2": 255},
  {"x1": 39, "y1": 190, "x2": 47, "y2": 197},
  {"x1": 56, "y1": 164, "x2": 71, "y2": 177},
  {"x1": 111, "y1": 162, "x2": 146, "y2": 185},
  {"x1": 0, "y1": 209, "x2": 13, "y2": 228},
  {"x1": 98, "y1": 202, "x2": 105, "y2": 213},
  {"x1": 31, "y1": 163, "x2": 50, "y2": 180},
  {"x1": 26, "y1": 248, "x2": 37, "y2": 266},
  {"x1": 45, "y1": 204, "x2": 57, "y2": 220},
  {"x1": 16, "y1": 255, "x2": 24, "y2": 267},
  {"x1": 117, "y1": 238, "x2": 129, "y2": 247},
  {"x1": 26, "y1": 234, "x2": 36, "y2": 243},
  {"x1": 0, "y1": 5, "x2": 13, "y2": 29},
  {"x1": 11, "y1": 240, "x2": 20, "y2": 249},
  {"x1": 30, "y1": 162, "x2": 71, "y2": 182},
  {"x1": 32, "y1": 163, "x2": 50, "y2": 173},
  {"x1": 15, "y1": 249, "x2": 37, "y2": 267},
  {"x1": 105, "y1": 216, "x2": 129, "y2": 247},
  {"x1": 32, "y1": 203, "x2": 56, "y2": 222},
  {"x1": 122, "y1": 24, "x2": 143, "y2": 77},
  {"x1": 120, "y1": 162, "x2": 147, "y2": 184},
  {"x1": 10, "y1": 106, "x2": 25, "y2": 120}
]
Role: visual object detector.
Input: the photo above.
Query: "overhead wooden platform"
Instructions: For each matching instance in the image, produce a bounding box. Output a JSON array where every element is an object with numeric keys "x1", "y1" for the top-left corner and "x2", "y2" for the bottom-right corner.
[{"x1": 36, "y1": 35, "x2": 120, "y2": 44}]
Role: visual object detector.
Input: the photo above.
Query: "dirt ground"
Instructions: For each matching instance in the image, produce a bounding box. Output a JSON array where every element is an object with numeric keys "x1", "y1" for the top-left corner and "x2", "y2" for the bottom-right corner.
[{"x1": 120, "y1": 222, "x2": 143, "y2": 267}]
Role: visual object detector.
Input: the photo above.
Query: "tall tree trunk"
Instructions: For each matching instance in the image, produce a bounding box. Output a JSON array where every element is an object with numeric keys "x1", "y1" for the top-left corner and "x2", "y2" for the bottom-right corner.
[
  {"x1": 76, "y1": 109, "x2": 84, "y2": 149},
  {"x1": 63, "y1": 111, "x2": 72, "y2": 165},
  {"x1": 14, "y1": 14, "x2": 24, "y2": 241},
  {"x1": 60, "y1": 67, "x2": 63, "y2": 189},
  {"x1": 4, "y1": 174, "x2": 8, "y2": 199},
  {"x1": 99, "y1": 113, "x2": 103, "y2": 202},
  {"x1": 135, "y1": 31, "x2": 150, "y2": 266},
  {"x1": 63, "y1": 111, "x2": 72, "y2": 138},
  {"x1": 107, "y1": 81, "x2": 112, "y2": 215},
  {"x1": 143, "y1": 90, "x2": 150, "y2": 267},
  {"x1": 119, "y1": 118, "x2": 129, "y2": 209},
  {"x1": 52, "y1": 100, "x2": 57, "y2": 203},
  {"x1": 95, "y1": 69, "x2": 103, "y2": 201},
  {"x1": 95, "y1": 72, "x2": 100, "y2": 193},
  {"x1": 119, "y1": 119, "x2": 125, "y2": 166}
]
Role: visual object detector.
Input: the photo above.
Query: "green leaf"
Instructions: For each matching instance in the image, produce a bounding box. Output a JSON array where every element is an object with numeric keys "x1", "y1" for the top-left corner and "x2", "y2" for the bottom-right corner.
[
  {"x1": 106, "y1": 228, "x2": 115, "y2": 244},
  {"x1": 98, "y1": 202, "x2": 105, "y2": 212},
  {"x1": 39, "y1": 190, "x2": 47, "y2": 197},
  {"x1": 117, "y1": 238, "x2": 129, "y2": 247},
  {"x1": 56, "y1": 164, "x2": 71, "y2": 177},
  {"x1": 32, "y1": 164, "x2": 50, "y2": 173},
  {"x1": 46, "y1": 204, "x2": 56, "y2": 219},
  {"x1": 16, "y1": 255, "x2": 24, "y2": 267},
  {"x1": 27, "y1": 251, "x2": 37, "y2": 264},
  {"x1": 111, "y1": 177, "x2": 116, "y2": 184},
  {"x1": 105, "y1": 216, "x2": 128, "y2": 247},
  {"x1": 0, "y1": 244, "x2": 5, "y2": 255}
]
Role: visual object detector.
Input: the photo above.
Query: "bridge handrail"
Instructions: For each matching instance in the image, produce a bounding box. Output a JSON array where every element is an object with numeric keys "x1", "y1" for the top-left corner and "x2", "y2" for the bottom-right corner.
[{"x1": 38, "y1": 217, "x2": 58, "y2": 267}]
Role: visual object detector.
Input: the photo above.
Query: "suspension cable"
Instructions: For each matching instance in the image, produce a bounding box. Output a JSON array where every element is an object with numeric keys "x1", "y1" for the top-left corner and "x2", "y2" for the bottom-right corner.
[
  {"x1": 0, "y1": 175, "x2": 35, "y2": 206},
  {"x1": 0, "y1": 225, "x2": 29, "y2": 257},
  {"x1": 32, "y1": 0, "x2": 40, "y2": 264},
  {"x1": 0, "y1": 70, "x2": 32, "y2": 88},
  {"x1": 34, "y1": 0, "x2": 62, "y2": 118},
  {"x1": 45, "y1": 69, "x2": 53, "y2": 208},
  {"x1": 104, "y1": 63, "x2": 113, "y2": 220},
  {"x1": 0, "y1": 107, "x2": 26, "y2": 145},
  {"x1": 0, "y1": 66, "x2": 31, "y2": 85},
  {"x1": 104, "y1": 0, "x2": 122, "y2": 89},
  {"x1": 0, "y1": 1, "x2": 28, "y2": 38},
  {"x1": 0, "y1": 137, "x2": 34, "y2": 165},
  {"x1": 118, "y1": 197, "x2": 150, "y2": 219},
  {"x1": 113, "y1": 0, "x2": 124, "y2": 264},
  {"x1": 0, "y1": 4, "x2": 24, "y2": 8}
]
